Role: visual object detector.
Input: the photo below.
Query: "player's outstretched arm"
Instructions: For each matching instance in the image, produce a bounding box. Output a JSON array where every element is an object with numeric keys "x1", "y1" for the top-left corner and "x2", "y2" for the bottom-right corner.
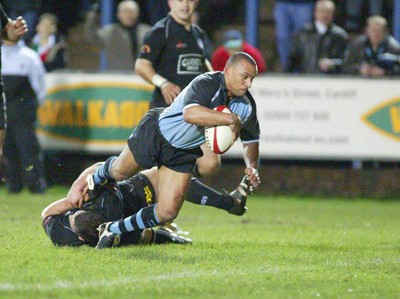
[
  {"x1": 43, "y1": 163, "x2": 105, "y2": 221},
  {"x1": 41, "y1": 198, "x2": 74, "y2": 221}
]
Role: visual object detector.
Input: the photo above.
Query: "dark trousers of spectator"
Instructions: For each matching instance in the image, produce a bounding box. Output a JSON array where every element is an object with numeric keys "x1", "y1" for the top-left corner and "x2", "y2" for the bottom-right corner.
[{"x1": 3, "y1": 99, "x2": 47, "y2": 193}]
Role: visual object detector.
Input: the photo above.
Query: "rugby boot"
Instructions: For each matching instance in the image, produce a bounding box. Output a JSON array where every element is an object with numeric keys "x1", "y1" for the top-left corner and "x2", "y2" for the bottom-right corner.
[
  {"x1": 95, "y1": 222, "x2": 120, "y2": 249},
  {"x1": 228, "y1": 175, "x2": 250, "y2": 216}
]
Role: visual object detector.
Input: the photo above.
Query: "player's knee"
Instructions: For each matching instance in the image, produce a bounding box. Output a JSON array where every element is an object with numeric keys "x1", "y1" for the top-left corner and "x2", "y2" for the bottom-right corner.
[
  {"x1": 197, "y1": 158, "x2": 221, "y2": 176},
  {"x1": 157, "y1": 206, "x2": 179, "y2": 222}
]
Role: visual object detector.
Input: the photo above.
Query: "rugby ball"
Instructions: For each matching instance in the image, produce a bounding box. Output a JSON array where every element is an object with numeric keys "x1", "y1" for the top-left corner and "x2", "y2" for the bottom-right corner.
[{"x1": 204, "y1": 106, "x2": 235, "y2": 154}]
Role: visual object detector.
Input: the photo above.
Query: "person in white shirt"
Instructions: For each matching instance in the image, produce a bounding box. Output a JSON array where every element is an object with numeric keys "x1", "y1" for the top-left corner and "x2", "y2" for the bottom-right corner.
[{"x1": 1, "y1": 39, "x2": 47, "y2": 193}]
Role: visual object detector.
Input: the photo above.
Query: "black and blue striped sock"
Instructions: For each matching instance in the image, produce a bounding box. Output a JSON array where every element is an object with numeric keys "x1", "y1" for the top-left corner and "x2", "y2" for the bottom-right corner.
[
  {"x1": 93, "y1": 156, "x2": 117, "y2": 185},
  {"x1": 109, "y1": 204, "x2": 160, "y2": 234}
]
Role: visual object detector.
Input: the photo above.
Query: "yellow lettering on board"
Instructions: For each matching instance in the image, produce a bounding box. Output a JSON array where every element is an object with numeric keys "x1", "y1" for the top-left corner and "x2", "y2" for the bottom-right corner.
[
  {"x1": 88, "y1": 100, "x2": 104, "y2": 127},
  {"x1": 120, "y1": 101, "x2": 136, "y2": 128},
  {"x1": 390, "y1": 106, "x2": 400, "y2": 133},
  {"x1": 58, "y1": 101, "x2": 74, "y2": 126},
  {"x1": 75, "y1": 100, "x2": 86, "y2": 127},
  {"x1": 103, "y1": 101, "x2": 119, "y2": 127},
  {"x1": 38, "y1": 100, "x2": 61, "y2": 126},
  {"x1": 131, "y1": 101, "x2": 150, "y2": 125},
  {"x1": 119, "y1": 101, "x2": 150, "y2": 128}
]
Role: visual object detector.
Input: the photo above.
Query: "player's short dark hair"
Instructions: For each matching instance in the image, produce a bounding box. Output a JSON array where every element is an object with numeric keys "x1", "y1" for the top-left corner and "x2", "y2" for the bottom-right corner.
[
  {"x1": 226, "y1": 51, "x2": 257, "y2": 70},
  {"x1": 71, "y1": 211, "x2": 105, "y2": 245}
]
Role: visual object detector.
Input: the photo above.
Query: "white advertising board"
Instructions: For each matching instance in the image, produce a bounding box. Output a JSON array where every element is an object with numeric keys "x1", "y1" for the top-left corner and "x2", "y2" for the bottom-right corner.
[{"x1": 225, "y1": 75, "x2": 400, "y2": 161}]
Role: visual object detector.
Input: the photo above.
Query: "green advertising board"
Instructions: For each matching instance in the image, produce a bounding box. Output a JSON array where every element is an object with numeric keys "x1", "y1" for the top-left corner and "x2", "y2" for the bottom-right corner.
[{"x1": 38, "y1": 79, "x2": 153, "y2": 152}]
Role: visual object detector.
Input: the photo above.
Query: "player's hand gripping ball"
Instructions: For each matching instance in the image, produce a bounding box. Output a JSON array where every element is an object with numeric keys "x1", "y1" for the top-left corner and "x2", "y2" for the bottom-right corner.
[{"x1": 205, "y1": 106, "x2": 236, "y2": 154}]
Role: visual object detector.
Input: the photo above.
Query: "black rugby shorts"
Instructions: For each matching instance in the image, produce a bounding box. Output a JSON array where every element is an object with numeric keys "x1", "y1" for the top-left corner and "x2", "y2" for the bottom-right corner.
[{"x1": 128, "y1": 108, "x2": 203, "y2": 173}]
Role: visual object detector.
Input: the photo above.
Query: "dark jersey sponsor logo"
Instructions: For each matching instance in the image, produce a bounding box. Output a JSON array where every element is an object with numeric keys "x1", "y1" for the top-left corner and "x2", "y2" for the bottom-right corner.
[{"x1": 177, "y1": 54, "x2": 203, "y2": 74}]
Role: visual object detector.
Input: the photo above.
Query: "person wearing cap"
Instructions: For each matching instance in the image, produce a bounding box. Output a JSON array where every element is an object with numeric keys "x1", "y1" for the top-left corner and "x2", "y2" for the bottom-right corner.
[{"x1": 211, "y1": 30, "x2": 266, "y2": 73}]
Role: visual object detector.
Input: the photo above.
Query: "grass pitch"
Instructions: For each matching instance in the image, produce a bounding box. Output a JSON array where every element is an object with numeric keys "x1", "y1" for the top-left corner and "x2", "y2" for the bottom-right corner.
[{"x1": 0, "y1": 186, "x2": 399, "y2": 298}]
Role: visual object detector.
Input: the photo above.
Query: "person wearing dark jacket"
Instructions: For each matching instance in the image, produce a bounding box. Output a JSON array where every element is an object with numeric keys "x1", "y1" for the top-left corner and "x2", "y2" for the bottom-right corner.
[
  {"x1": 286, "y1": 0, "x2": 348, "y2": 74},
  {"x1": 83, "y1": 0, "x2": 150, "y2": 71},
  {"x1": 343, "y1": 15, "x2": 400, "y2": 77}
]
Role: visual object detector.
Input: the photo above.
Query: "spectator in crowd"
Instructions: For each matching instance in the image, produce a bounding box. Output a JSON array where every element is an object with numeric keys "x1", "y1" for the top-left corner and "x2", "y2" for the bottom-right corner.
[
  {"x1": 343, "y1": 15, "x2": 400, "y2": 77},
  {"x1": 0, "y1": 6, "x2": 28, "y2": 167},
  {"x1": 3, "y1": 0, "x2": 40, "y2": 41},
  {"x1": 1, "y1": 39, "x2": 47, "y2": 193},
  {"x1": 211, "y1": 30, "x2": 267, "y2": 73},
  {"x1": 83, "y1": 0, "x2": 150, "y2": 71},
  {"x1": 286, "y1": 0, "x2": 348, "y2": 74},
  {"x1": 273, "y1": 0, "x2": 315, "y2": 70},
  {"x1": 345, "y1": 0, "x2": 384, "y2": 32},
  {"x1": 30, "y1": 13, "x2": 67, "y2": 72}
]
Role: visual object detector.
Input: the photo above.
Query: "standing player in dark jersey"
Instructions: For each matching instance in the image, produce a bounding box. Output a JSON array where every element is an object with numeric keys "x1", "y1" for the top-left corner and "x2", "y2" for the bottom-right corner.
[
  {"x1": 42, "y1": 167, "x2": 249, "y2": 247},
  {"x1": 68, "y1": 53, "x2": 260, "y2": 249},
  {"x1": 135, "y1": 0, "x2": 211, "y2": 109},
  {"x1": 135, "y1": 0, "x2": 219, "y2": 178},
  {"x1": 0, "y1": 5, "x2": 28, "y2": 161}
]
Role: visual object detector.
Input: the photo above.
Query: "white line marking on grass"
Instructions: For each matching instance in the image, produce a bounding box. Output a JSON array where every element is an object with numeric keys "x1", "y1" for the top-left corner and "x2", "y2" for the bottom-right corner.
[
  {"x1": 1, "y1": 257, "x2": 399, "y2": 293},
  {"x1": 0, "y1": 268, "x2": 272, "y2": 293}
]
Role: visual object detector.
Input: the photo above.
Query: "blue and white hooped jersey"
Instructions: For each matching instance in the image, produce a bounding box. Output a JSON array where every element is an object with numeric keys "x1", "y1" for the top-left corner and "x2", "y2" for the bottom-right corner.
[{"x1": 158, "y1": 71, "x2": 260, "y2": 149}]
